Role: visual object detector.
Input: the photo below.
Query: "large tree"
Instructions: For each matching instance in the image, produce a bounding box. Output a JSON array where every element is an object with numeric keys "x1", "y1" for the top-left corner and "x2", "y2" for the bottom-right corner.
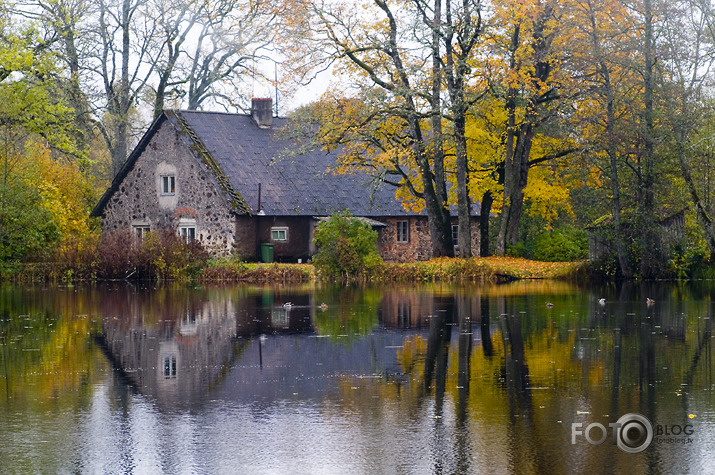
[
  {"x1": 568, "y1": 0, "x2": 640, "y2": 277},
  {"x1": 660, "y1": 0, "x2": 715, "y2": 256},
  {"x1": 296, "y1": 0, "x2": 458, "y2": 257},
  {"x1": 490, "y1": 0, "x2": 571, "y2": 256},
  {"x1": 0, "y1": 15, "x2": 89, "y2": 262}
]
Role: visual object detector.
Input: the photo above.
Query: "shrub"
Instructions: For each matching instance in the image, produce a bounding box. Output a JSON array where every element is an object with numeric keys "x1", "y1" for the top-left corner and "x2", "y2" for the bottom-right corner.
[
  {"x1": 312, "y1": 211, "x2": 382, "y2": 279},
  {"x1": 532, "y1": 227, "x2": 588, "y2": 262},
  {"x1": 97, "y1": 229, "x2": 208, "y2": 280}
]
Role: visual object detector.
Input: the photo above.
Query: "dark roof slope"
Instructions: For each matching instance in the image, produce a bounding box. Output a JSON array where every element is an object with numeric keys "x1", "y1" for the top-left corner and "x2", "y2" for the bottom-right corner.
[{"x1": 178, "y1": 110, "x2": 420, "y2": 217}]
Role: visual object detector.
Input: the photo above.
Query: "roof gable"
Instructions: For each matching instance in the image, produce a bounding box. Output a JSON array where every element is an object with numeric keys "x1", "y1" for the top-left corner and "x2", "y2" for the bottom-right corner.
[{"x1": 91, "y1": 111, "x2": 251, "y2": 218}]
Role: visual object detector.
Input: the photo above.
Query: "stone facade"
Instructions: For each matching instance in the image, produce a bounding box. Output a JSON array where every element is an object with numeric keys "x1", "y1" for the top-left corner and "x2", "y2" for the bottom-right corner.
[
  {"x1": 377, "y1": 217, "x2": 433, "y2": 262},
  {"x1": 377, "y1": 216, "x2": 482, "y2": 263},
  {"x1": 98, "y1": 120, "x2": 237, "y2": 255}
]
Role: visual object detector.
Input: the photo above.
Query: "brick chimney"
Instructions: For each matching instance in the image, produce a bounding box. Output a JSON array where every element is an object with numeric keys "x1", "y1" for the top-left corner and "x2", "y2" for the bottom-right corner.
[{"x1": 251, "y1": 98, "x2": 273, "y2": 128}]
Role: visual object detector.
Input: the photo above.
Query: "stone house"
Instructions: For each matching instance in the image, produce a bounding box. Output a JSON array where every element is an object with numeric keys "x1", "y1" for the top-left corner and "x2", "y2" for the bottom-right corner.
[{"x1": 91, "y1": 99, "x2": 480, "y2": 263}]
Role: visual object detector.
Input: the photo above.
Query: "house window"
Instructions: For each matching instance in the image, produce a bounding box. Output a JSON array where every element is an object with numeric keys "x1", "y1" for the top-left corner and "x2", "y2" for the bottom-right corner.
[
  {"x1": 452, "y1": 225, "x2": 459, "y2": 245},
  {"x1": 163, "y1": 355, "x2": 177, "y2": 378},
  {"x1": 397, "y1": 220, "x2": 409, "y2": 243},
  {"x1": 271, "y1": 227, "x2": 288, "y2": 241},
  {"x1": 179, "y1": 226, "x2": 196, "y2": 243},
  {"x1": 161, "y1": 175, "x2": 176, "y2": 195},
  {"x1": 133, "y1": 225, "x2": 150, "y2": 242}
]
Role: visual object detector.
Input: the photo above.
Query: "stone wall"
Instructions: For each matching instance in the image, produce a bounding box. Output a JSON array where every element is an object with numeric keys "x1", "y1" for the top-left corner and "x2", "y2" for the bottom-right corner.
[
  {"x1": 99, "y1": 121, "x2": 237, "y2": 254},
  {"x1": 376, "y1": 216, "x2": 433, "y2": 262},
  {"x1": 376, "y1": 216, "x2": 481, "y2": 262}
]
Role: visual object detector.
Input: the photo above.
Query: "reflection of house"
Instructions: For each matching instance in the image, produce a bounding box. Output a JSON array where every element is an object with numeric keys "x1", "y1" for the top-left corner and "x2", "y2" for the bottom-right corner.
[
  {"x1": 100, "y1": 298, "x2": 241, "y2": 409},
  {"x1": 90, "y1": 99, "x2": 480, "y2": 262}
]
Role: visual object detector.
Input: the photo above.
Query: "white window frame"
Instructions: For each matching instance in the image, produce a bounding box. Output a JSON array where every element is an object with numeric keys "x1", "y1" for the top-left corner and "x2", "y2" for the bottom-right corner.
[
  {"x1": 178, "y1": 218, "x2": 196, "y2": 244},
  {"x1": 161, "y1": 175, "x2": 176, "y2": 195},
  {"x1": 163, "y1": 355, "x2": 177, "y2": 379},
  {"x1": 396, "y1": 220, "x2": 409, "y2": 243},
  {"x1": 179, "y1": 226, "x2": 196, "y2": 243},
  {"x1": 271, "y1": 227, "x2": 288, "y2": 242},
  {"x1": 133, "y1": 225, "x2": 151, "y2": 242}
]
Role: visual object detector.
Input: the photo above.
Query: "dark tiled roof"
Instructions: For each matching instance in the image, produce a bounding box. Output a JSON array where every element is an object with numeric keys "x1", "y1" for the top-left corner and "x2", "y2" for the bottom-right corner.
[{"x1": 178, "y1": 110, "x2": 420, "y2": 217}]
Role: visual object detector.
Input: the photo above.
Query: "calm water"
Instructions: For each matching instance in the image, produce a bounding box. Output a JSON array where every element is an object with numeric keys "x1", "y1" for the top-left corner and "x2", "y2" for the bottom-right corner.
[{"x1": 1, "y1": 280, "x2": 714, "y2": 474}]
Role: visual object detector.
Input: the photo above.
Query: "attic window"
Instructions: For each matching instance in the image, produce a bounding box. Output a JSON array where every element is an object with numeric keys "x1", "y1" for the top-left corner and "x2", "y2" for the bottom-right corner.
[
  {"x1": 163, "y1": 355, "x2": 177, "y2": 378},
  {"x1": 161, "y1": 175, "x2": 176, "y2": 195},
  {"x1": 271, "y1": 227, "x2": 288, "y2": 241}
]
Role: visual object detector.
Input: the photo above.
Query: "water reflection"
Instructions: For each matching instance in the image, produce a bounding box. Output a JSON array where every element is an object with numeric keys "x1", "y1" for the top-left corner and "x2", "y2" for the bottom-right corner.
[
  {"x1": 99, "y1": 288, "x2": 245, "y2": 410},
  {"x1": 0, "y1": 281, "x2": 714, "y2": 473}
]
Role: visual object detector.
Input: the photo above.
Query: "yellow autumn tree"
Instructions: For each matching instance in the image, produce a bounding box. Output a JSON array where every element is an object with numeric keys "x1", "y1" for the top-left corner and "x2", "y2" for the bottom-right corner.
[
  {"x1": 476, "y1": 0, "x2": 579, "y2": 255},
  {"x1": 26, "y1": 140, "x2": 99, "y2": 265}
]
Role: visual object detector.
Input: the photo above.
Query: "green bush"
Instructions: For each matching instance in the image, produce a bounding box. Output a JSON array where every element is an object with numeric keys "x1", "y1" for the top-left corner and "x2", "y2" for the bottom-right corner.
[
  {"x1": 313, "y1": 211, "x2": 382, "y2": 279},
  {"x1": 506, "y1": 241, "x2": 529, "y2": 258},
  {"x1": 532, "y1": 227, "x2": 588, "y2": 262}
]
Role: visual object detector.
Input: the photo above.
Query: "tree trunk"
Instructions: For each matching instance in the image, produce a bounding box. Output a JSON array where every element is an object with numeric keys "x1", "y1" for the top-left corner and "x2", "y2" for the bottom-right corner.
[
  {"x1": 497, "y1": 118, "x2": 535, "y2": 254},
  {"x1": 428, "y1": 0, "x2": 453, "y2": 258},
  {"x1": 479, "y1": 190, "x2": 493, "y2": 257},
  {"x1": 676, "y1": 134, "x2": 715, "y2": 255},
  {"x1": 639, "y1": 0, "x2": 658, "y2": 278},
  {"x1": 454, "y1": 100, "x2": 472, "y2": 258}
]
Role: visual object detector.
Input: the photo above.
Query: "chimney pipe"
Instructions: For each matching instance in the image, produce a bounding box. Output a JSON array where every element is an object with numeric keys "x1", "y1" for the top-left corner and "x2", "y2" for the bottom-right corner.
[{"x1": 251, "y1": 98, "x2": 273, "y2": 128}]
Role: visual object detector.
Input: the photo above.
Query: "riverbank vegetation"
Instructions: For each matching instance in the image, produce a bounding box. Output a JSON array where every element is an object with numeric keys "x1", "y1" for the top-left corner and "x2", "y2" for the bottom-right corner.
[{"x1": 11, "y1": 250, "x2": 584, "y2": 284}]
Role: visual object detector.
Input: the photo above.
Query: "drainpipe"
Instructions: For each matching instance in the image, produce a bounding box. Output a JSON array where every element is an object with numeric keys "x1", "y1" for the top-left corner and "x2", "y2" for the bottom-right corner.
[{"x1": 257, "y1": 183, "x2": 262, "y2": 214}]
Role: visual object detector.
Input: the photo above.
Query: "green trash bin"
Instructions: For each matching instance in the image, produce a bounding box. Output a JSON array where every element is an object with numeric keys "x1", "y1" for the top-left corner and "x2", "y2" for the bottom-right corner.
[{"x1": 260, "y1": 243, "x2": 274, "y2": 263}]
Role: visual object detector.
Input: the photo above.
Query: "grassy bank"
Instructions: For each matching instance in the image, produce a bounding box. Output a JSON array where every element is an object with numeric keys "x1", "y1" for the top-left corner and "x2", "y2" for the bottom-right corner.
[
  {"x1": 200, "y1": 257, "x2": 587, "y2": 283},
  {"x1": 7, "y1": 256, "x2": 586, "y2": 284}
]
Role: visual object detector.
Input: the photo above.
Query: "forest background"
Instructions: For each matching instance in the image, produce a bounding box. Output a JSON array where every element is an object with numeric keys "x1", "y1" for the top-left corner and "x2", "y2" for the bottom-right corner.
[{"x1": 2, "y1": 0, "x2": 715, "y2": 281}]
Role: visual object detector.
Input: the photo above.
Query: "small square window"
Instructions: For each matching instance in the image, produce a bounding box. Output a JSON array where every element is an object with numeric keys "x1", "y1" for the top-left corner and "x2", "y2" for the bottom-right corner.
[
  {"x1": 271, "y1": 227, "x2": 288, "y2": 241},
  {"x1": 133, "y1": 225, "x2": 150, "y2": 242},
  {"x1": 180, "y1": 226, "x2": 195, "y2": 243},
  {"x1": 161, "y1": 175, "x2": 175, "y2": 195},
  {"x1": 397, "y1": 221, "x2": 409, "y2": 243}
]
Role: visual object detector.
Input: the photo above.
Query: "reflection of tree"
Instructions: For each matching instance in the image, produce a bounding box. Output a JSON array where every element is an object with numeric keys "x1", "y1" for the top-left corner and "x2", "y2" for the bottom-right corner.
[
  {"x1": 455, "y1": 289, "x2": 473, "y2": 474},
  {"x1": 500, "y1": 312, "x2": 548, "y2": 473},
  {"x1": 313, "y1": 286, "x2": 381, "y2": 341},
  {"x1": 0, "y1": 287, "x2": 102, "y2": 409},
  {"x1": 683, "y1": 315, "x2": 712, "y2": 388},
  {"x1": 480, "y1": 294, "x2": 493, "y2": 357}
]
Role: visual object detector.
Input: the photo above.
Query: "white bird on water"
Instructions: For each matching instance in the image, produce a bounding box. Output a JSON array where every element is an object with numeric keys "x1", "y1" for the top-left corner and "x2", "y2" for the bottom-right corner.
[
  {"x1": 598, "y1": 298, "x2": 606, "y2": 305},
  {"x1": 283, "y1": 302, "x2": 293, "y2": 309}
]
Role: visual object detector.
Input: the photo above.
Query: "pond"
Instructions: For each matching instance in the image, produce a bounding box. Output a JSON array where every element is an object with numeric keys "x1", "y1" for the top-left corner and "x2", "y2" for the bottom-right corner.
[{"x1": 0, "y1": 280, "x2": 713, "y2": 474}]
